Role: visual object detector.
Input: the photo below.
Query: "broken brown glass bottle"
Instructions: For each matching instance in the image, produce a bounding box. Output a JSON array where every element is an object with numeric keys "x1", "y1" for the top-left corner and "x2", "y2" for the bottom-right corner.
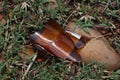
[{"x1": 30, "y1": 19, "x2": 82, "y2": 62}]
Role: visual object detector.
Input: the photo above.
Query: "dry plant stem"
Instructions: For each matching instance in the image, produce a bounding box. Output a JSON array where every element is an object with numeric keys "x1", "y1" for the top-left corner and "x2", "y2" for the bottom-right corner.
[
  {"x1": 91, "y1": 33, "x2": 112, "y2": 40},
  {"x1": 101, "y1": 3, "x2": 108, "y2": 14},
  {"x1": 102, "y1": 76, "x2": 113, "y2": 79},
  {"x1": 63, "y1": 0, "x2": 71, "y2": 7},
  {"x1": 63, "y1": 11, "x2": 75, "y2": 27},
  {"x1": 22, "y1": 54, "x2": 37, "y2": 80},
  {"x1": 101, "y1": 0, "x2": 110, "y2": 14}
]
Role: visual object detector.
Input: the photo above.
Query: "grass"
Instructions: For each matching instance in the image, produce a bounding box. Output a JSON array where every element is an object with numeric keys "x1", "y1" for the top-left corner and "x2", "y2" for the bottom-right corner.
[{"x1": 0, "y1": 0, "x2": 120, "y2": 80}]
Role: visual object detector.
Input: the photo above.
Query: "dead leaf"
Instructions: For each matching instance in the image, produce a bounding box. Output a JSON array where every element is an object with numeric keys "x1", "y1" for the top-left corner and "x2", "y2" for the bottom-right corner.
[
  {"x1": 20, "y1": 45, "x2": 35, "y2": 60},
  {"x1": 0, "y1": 18, "x2": 7, "y2": 25},
  {"x1": 24, "y1": 14, "x2": 37, "y2": 24},
  {"x1": 67, "y1": 22, "x2": 120, "y2": 70},
  {"x1": 20, "y1": 45, "x2": 48, "y2": 62},
  {"x1": 0, "y1": 15, "x2": 3, "y2": 20},
  {"x1": 0, "y1": 13, "x2": 7, "y2": 25}
]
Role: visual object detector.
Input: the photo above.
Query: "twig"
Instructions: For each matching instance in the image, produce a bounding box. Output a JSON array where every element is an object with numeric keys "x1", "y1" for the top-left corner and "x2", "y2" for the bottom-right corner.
[{"x1": 22, "y1": 54, "x2": 37, "y2": 80}]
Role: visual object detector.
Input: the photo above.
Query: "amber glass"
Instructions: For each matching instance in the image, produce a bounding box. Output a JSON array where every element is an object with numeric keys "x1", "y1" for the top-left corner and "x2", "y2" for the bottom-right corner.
[{"x1": 30, "y1": 19, "x2": 81, "y2": 62}]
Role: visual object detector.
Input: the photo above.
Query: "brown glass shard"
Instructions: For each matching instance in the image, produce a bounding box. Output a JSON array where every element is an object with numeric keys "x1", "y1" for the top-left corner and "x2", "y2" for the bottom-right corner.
[
  {"x1": 30, "y1": 19, "x2": 81, "y2": 62},
  {"x1": 66, "y1": 30, "x2": 84, "y2": 49},
  {"x1": 66, "y1": 30, "x2": 90, "y2": 49}
]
